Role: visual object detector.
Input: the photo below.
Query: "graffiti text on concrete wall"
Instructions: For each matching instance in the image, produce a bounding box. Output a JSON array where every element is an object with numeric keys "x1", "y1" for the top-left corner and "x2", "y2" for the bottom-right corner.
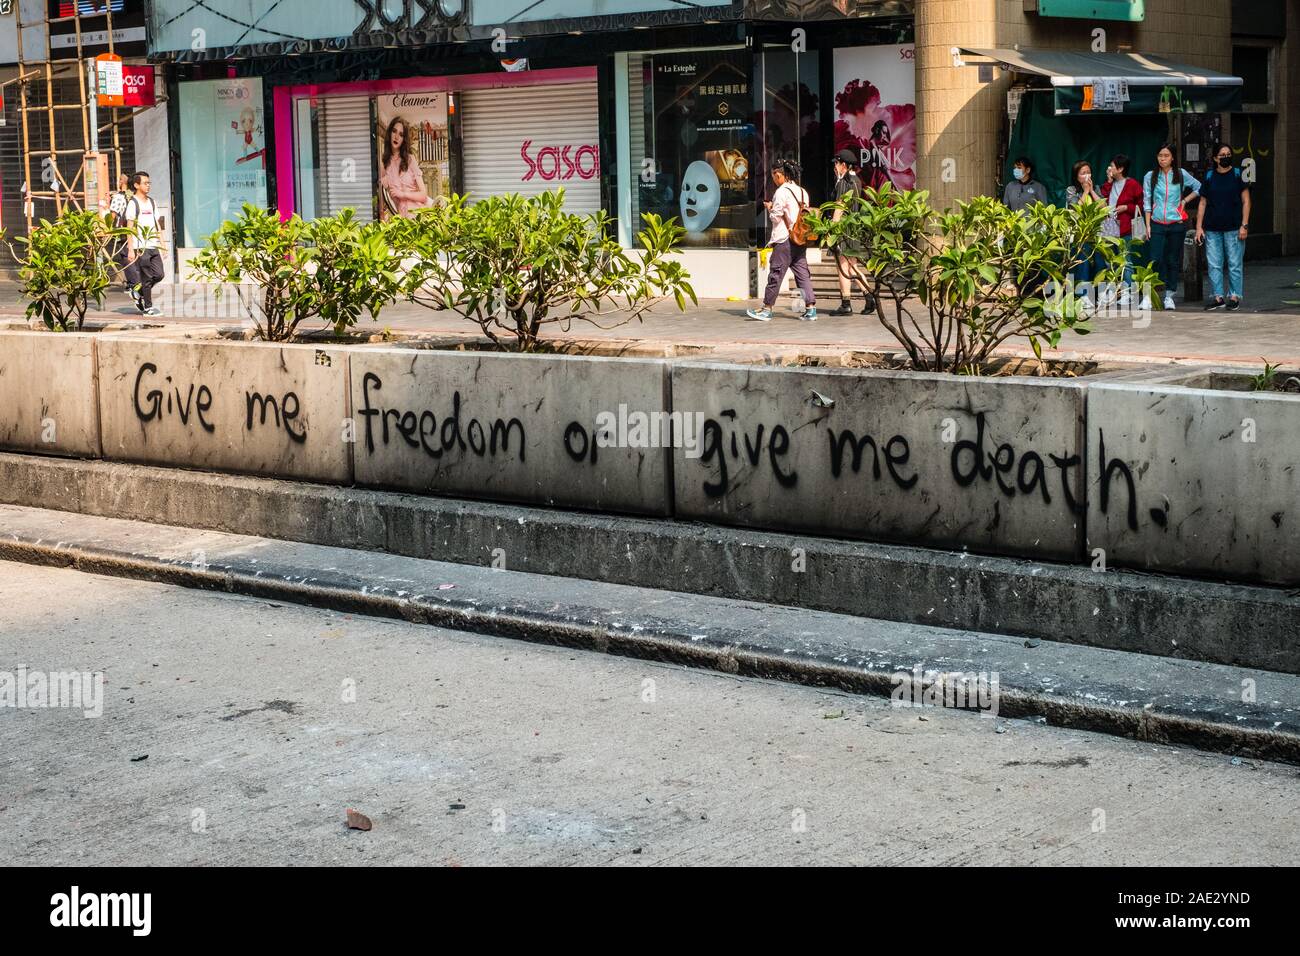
[
  {"x1": 133, "y1": 362, "x2": 308, "y2": 443},
  {"x1": 357, "y1": 372, "x2": 526, "y2": 461},
  {"x1": 693, "y1": 407, "x2": 1155, "y2": 528}
]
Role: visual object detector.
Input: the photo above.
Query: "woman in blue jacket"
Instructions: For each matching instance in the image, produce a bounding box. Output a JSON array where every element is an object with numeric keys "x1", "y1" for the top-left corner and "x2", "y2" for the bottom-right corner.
[{"x1": 1142, "y1": 144, "x2": 1201, "y2": 310}]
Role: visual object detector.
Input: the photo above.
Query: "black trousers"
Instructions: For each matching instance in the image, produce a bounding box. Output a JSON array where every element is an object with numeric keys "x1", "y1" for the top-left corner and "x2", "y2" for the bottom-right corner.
[{"x1": 126, "y1": 249, "x2": 165, "y2": 309}]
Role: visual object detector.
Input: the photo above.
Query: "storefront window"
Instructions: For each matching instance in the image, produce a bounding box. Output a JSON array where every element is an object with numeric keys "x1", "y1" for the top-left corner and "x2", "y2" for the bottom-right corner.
[
  {"x1": 758, "y1": 47, "x2": 822, "y2": 224},
  {"x1": 623, "y1": 48, "x2": 755, "y2": 250},
  {"x1": 294, "y1": 95, "x2": 378, "y2": 223},
  {"x1": 177, "y1": 78, "x2": 268, "y2": 247}
]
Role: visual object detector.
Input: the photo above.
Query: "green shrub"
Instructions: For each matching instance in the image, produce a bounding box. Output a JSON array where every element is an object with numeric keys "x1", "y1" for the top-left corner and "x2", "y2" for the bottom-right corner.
[
  {"x1": 807, "y1": 186, "x2": 1160, "y2": 373},
  {"x1": 9, "y1": 210, "x2": 123, "y2": 332},
  {"x1": 389, "y1": 190, "x2": 695, "y2": 352},
  {"x1": 190, "y1": 205, "x2": 403, "y2": 342}
]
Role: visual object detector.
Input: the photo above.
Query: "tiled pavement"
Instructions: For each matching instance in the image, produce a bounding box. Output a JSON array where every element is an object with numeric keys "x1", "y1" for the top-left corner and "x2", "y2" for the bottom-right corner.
[{"x1": 3, "y1": 258, "x2": 1298, "y2": 368}]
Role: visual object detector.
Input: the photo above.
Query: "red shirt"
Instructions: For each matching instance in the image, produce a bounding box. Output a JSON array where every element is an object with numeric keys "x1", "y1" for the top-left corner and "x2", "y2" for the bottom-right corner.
[{"x1": 1101, "y1": 178, "x2": 1144, "y2": 237}]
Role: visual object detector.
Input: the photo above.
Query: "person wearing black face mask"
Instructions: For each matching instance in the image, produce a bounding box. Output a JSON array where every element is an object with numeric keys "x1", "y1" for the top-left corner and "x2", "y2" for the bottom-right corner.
[{"x1": 1195, "y1": 143, "x2": 1251, "y2": 311}]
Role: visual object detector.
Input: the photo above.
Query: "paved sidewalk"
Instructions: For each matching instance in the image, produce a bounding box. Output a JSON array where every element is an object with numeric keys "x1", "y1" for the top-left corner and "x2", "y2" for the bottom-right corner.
[{"x1": 3, "y1": 257, "x2": 1298, "y2": 368}]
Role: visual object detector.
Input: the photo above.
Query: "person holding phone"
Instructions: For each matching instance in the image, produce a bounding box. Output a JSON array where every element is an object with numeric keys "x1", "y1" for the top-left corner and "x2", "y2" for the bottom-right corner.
[
  {"x1": 1195, "y1": 142, "x2": 1250, "y2": 311},
  {"x1": 747, "y1": 161, "x2": 817, "y2": 322},
  {"x1": 1142, "y1": 144, "x2": 1201, "y2": 311}
]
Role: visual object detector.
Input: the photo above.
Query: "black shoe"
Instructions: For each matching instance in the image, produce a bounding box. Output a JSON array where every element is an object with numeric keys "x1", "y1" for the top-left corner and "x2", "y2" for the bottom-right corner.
[
  {"x1": 1227, "y1": 297, "x2": 1241, "y2": 311},
  {"x1": 861, "y1": 295, "x2": 877, "y2": 314},
  {"x1": 831, "y1": 301, "x2": 853, "y2": 316},
  {"x1": 1205, "y1": 297, "x2": 1226, "y2": 311}
]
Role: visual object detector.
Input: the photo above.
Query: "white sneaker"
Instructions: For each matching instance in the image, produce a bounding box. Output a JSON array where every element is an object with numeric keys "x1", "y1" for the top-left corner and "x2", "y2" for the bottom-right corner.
[
  {"x1": 1138, "y1": 294, "x2": 1152, "y2": 311},
  {"x1": 1162, "y1": 292, "x2": 1176, "y2": 311}
]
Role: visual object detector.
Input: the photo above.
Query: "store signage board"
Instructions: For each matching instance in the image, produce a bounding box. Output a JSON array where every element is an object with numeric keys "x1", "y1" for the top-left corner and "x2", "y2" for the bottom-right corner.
[
  {"x1": 122, "y1": 65, "x2": 155, "y2": 107},
  {"x1": 1032, "y1": 0, "x2": 1144, "y2": 20},
  {"x1": 149, "y1": 0, "x2": 736, "y2": 59},
  {"x1": 96, "y1": 53, "x2": 124, "y2": 108}
]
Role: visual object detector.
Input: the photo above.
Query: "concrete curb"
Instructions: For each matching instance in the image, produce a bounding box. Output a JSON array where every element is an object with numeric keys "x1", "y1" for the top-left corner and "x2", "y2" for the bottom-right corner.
[
  {"x1": 1, "y1": 452, "x2": 1298, "y2": 673},
  {"x1": 2, "y1": 502, "x2": 1299, "y2": 765}
]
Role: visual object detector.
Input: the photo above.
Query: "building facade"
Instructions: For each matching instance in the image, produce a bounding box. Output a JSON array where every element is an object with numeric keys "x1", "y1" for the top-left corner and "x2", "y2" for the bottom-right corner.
[
  {"x1": 0, "y1": 1, "x2": 169, "y2": 243},
  {"x1": 6, "y1": 1, "x2": 1286, "y2": 293}
]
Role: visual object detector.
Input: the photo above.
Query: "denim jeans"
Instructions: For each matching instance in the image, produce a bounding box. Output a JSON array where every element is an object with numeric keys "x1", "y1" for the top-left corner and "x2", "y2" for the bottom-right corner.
[
  {"x1": 1147, "y1": 221, "x2": 1187, "y2": 295},
  {"x1": 1203, "y1": 230, "x2": 1245, "y2": 300}
]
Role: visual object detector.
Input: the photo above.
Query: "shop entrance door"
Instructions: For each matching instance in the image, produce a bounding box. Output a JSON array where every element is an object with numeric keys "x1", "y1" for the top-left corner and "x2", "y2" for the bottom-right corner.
[{"x1": 756, "y1": 46, "x2": 823, "y2": 243}]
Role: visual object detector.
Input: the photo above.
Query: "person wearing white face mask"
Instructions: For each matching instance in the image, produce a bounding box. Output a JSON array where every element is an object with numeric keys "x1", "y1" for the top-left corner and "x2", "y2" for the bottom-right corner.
[{"x1": 1002, "y1": 156, "x2": 1047, "y2": 214}]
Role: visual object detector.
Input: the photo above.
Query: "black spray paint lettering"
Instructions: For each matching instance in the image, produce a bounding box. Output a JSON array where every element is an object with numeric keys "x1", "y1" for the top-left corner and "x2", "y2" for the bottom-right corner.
[
  {"x1": 828, "y1": 429, "x2": 918, "y2": 490},
  {"x1": 246, "y1": 390, "x2": 306, "y2": 444},
  {"x1": 133, "y1": 362, "x2": 215, "y2": 434},
  {"x1": 950, "y1": 412, "x2": 1080, "y2": 510},
  {"x1": 1096, "y1": 430, "x2": 1171, "y2": 530},
  {"x1": 358, "y1": 372, "x2": 525, "y2": 461},
  {"x1": 699, "y1": 410, "x2": 797, "y2": 497},
  {"x1": 563, "y1": 421, "x2": 599, "y2": 464}
]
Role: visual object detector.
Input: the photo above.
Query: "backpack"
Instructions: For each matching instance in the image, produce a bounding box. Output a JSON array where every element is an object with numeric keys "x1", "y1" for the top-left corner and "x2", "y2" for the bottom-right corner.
[
  {"x1": 109, "y1": 191, "x2": 131, "y2": 228},
  {"x1": 784, "y1": 184, "x2": 817, "y2": 246}
]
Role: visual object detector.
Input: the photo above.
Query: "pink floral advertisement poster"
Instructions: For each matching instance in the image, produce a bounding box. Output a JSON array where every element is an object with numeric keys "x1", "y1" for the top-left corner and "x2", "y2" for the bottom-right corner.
[{"x1": 833, "y1": 44, "x2": 917, "y2": 191}]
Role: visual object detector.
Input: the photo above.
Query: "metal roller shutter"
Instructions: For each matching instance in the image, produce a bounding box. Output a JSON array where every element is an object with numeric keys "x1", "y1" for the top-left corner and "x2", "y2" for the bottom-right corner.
[
  {"x1": 461, "y1": 82, "x2": 601, "y2": 214},
  {"x1": 317, "y1": 96, "x2": 374, "y2": 222}
]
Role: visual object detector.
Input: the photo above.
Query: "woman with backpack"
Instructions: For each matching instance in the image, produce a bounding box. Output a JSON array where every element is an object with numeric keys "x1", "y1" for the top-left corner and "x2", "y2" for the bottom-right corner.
[
  {"x1": 747, "y1": 161, "x2": 818, "y2": 322},
  {"x1": 1142, "y1": 144, "x2": 1201, "y2": 310}
]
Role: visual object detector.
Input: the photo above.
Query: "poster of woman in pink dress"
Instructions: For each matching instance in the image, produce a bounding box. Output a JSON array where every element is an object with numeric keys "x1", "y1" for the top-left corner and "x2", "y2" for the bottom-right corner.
[
  {"x1": 377, "y1": 115, "x2": 431, "y2": 220},
  {"x1": 833, "y1": 45, "x2": 917, "y2": 192},
  {"x1": 374, "y1": 93, "x2": 450, "y2": 221}
]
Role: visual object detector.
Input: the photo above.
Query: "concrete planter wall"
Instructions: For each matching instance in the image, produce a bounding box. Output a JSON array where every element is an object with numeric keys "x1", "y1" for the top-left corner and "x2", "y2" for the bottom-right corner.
[
  {"x1": 1, "y1": 330, "x2": 1296, "y2": 586},
  {"x1": 671, "y1": 363, "x2": 1088, "y2": 562},
  {"x1": 96, "y1": 338, "x2": 353, "y2": 484},
  {"x1": 1087, "y1": 371, "x2": 1300, "y2": 586},
  {"x1": 0, "y1": 332, "x2": 101, "y2": 459},
  {"x1": 349, "y1": 349, "x2": 672, "y2": 515}
]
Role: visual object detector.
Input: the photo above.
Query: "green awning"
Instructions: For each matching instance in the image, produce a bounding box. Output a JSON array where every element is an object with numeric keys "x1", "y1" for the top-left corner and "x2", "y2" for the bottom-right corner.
[{"x1": 957, "y1": 48, "x2": 1242, "y2": 116}]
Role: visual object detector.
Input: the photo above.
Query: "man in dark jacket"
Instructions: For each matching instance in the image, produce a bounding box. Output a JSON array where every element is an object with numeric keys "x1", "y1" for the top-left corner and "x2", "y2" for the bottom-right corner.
[
  {"x1": 1003, "y1": 156, "x2": 1048, "y2": 213},
  {"x1": 829, "y1": 149, "x2": 875, "y2": 315}
]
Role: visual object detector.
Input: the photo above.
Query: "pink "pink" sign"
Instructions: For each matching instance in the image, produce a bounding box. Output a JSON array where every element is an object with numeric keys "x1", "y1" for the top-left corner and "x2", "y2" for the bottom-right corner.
[{"x1": 520, "y1": 141, "x2": 599, "y2": 181}]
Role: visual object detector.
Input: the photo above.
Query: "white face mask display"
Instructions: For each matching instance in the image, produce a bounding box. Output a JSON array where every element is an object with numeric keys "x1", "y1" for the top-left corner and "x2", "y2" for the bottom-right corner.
[{"x1": 680, "y1": 161, "x2": 721, "y2": 233}]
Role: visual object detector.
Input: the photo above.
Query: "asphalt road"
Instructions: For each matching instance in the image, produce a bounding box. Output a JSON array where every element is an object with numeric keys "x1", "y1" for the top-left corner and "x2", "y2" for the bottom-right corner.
[{"x1": 1, "y1": 562, "x2": 1297, "y2": 866}]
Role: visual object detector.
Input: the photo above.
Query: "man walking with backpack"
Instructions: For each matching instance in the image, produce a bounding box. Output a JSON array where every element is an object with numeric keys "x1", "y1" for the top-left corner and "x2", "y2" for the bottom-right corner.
[{"x1": 123, "y1": 171, "x2": 166, "y2": 316}]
